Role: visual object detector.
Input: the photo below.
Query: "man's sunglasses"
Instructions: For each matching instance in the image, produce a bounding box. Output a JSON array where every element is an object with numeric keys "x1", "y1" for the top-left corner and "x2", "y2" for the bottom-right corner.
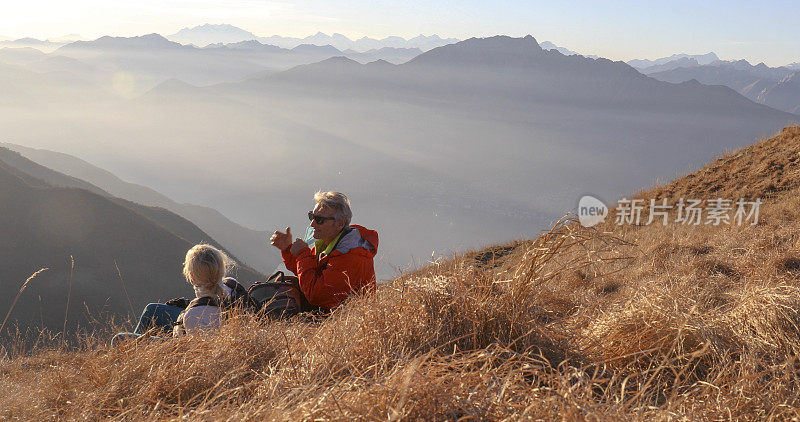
[{"x1": 308, "y1": 211, "x2": 337, "y2": 224}]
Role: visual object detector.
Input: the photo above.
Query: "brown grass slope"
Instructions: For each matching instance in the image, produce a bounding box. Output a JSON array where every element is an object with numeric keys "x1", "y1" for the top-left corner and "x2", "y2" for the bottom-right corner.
[{"x1": 3, "y1": 127, "x2": 800, "y2": 420}]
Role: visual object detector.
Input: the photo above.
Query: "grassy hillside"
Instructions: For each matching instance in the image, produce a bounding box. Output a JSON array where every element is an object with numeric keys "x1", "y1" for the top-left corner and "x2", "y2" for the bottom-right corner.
[
  {"x1": 3, "y1": 127, "x2": 800, "y2": 419},
  {"x1": 0, "y1": 154, "x2": 264, "y2": 342}
]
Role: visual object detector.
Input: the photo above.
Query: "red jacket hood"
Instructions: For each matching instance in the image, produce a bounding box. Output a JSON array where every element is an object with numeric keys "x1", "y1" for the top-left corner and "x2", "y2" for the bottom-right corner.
[{"x1": 332, "y1": 224, "x2": 378, "y2": 257}]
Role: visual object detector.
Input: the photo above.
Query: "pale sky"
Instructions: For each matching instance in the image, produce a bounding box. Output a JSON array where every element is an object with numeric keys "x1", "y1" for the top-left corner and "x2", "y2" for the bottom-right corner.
[{"x1": 2, "y1": 0, "x2": 798, "y2": 66}]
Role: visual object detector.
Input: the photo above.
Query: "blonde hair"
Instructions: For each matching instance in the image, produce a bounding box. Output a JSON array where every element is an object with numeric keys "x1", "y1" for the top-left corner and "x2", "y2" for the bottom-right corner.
[
  {"x1": 183, "y1": 244, "x2": 229, "y2": 298},
  {"x1": 314, "y1": 191, "x2": 352, "y2": 226}
]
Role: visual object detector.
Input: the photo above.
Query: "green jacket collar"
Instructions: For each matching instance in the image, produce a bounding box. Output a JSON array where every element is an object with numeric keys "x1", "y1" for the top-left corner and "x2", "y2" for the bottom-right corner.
[{"x1": 315, "y1": 229, "x2": 345, "y2": 256}]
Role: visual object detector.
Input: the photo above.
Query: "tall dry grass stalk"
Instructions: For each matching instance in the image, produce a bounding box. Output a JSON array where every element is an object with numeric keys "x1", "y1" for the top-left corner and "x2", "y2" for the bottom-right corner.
[
  {"x1": 61, "y1": 256, "x2": 74, "y2": 348},
  {"x1": 114, "y1": 259, "x2": 135, "y2": 322},
  {"x1": 0, "y1": 268, "x2": 49, "y2": 336}
]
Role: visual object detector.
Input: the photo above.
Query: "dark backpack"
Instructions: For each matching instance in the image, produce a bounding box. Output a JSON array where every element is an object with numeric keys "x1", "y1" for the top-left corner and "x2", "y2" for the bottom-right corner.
[
  {"x1": 166, "y1": 277, "x2": 249, "y2": 309},
  {"x1": 169, "y1": 274, "x2": 319, "y2": 320},
  {"x1": 222, "y1": 277, "x2": 257, "y2": 309},
  {"x1": 246, "y1": 271, "x2": 320, "y2": 318}
]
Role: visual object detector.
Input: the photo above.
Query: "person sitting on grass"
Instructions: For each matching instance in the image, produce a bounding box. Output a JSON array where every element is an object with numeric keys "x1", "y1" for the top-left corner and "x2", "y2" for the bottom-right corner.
[
  {"x1": 173, "y1": 244, "x2": 233, "y2": 337},
  {"x1": 270, "y1": 191, "x2": 379, "y2": 311},
  {"x1": 111, "y1": 244, "x2": 240, "y2": 345}
]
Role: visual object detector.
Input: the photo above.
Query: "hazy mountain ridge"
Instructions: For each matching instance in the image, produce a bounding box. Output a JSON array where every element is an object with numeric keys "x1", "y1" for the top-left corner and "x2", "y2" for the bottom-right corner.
[
  {"x1": 628, "y1": 52, "x2": 720, "y2": 69},
  {"x1": 169, "y1": 23, "x2": 259, "y2": 46},
  {"x1": 648, "y1": 59, "x2": 800, "y2": 113},
  {"x1": 263, "y1": 35, "x2": 786, "y2": 114},
  {"x1": 58, "y1": 33, "x2": 189, "y2": 53},
  {"x1": 167, "y1": 24, "x2": 459, "y2": 51},
  {"x1": 0, "y1": 46, "x2": 47, "y2": 65},
  {"x1": 0, "y1": 59, "x2": 113, "y2": 106},
  {"x1": 636, "y1": 57, "x2": 700, "y2": 74},
  {"x1": 539, "y1": 41, "x2": 599, "y2": 59},
  {"x1": 0, "y1": 34, "x2": 428, "y2": 96},
  {"x1": 758, "y1": 71, "x2": 800, "y2": 114},
  {"x1": 0, "y1": 37, "x2": 67, "y2": 52},
  {"x1": 1, "y1": 143, "x2": 277, "y2": 274},
  {"x1": 0, "y1": 150, "x2": 264, "y2": 340},
  {"x1": 0, "y1": 146, "x2": 259, "y2": 273}
]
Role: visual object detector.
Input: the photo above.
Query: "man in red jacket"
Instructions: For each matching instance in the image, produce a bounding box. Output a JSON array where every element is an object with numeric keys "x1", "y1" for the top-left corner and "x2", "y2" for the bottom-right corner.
[{"x1": 269, "y1": 191, "x2": 379, "y2": 310}]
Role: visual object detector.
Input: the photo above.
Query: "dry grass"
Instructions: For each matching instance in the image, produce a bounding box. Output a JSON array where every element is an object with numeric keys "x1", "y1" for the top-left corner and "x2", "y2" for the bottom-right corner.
[{"x1": 4, "y1": 127, "x2": 800, "y2": 420}]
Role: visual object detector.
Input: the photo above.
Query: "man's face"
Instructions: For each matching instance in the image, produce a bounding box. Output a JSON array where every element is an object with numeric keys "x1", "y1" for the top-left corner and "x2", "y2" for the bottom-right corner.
[{"x1": 311, "y1": 204, "x2": 345, "y2": 243}]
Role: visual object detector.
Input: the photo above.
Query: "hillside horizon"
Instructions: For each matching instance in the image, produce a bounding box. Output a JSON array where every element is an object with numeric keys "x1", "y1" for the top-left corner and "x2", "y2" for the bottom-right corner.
[{"x1": 2, "y1": 23, "x2": 796, "y2": 68}]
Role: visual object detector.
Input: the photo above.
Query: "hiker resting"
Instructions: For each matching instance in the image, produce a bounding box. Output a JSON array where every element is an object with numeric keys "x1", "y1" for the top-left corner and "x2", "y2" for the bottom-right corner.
[
  {"x1": 111, "y1": 244, "x2": 243, "y2": 345},
  {"x1": 270, "y1": 191, "x2": 379, "y2": 310}
]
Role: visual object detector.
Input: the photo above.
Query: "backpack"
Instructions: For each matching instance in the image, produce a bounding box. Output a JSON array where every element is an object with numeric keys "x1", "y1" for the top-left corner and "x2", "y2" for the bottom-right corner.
[
  {"x1": 171, "y1": 274, "x2": 319, "y2": 321},
  {"x1": 246, "y1": 271, "x2": 320, "y2": 318},
  {"x1": 174, "y1": 295, "x2": 227, "y2": 336},
  {"x1": 222, "y1": 277, "x2": 257, "y2": 309},
  {"x1": 165, "y1": 277, "x2": 250, "y2": 310}
]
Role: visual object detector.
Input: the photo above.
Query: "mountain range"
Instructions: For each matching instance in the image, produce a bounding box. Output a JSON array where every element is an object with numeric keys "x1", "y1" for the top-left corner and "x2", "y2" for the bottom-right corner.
[
  {"x1": 0, "y1": 38, "x2": 66, "y2": 52},
  {"x1": 628, "y1": 52, "x2": 720, "y2": 70},
  {"x1": 0, "y1": 34, "x2": 796, "y2": 282},
  {"x1": 645, "y1": 59, "x2": 800, "y2": 113},
  {"x1": 1, "y1": 142, "x2": 278, "y2": 274},
  {"x1": 0, "y1": 147, "x2": 264, "y2": 339},
  {"x1": 757, "y1": 72, "x2": 800, "y2": 114},
  {"x1": 0, "y1": 33, "x2": 429, "y2": 97},
  {"x1": 539, "y1": 41, "x2": 599, "y2": 59},
  {"x1": 167, "y1": 23, "x2": 459, "y2": 51}
]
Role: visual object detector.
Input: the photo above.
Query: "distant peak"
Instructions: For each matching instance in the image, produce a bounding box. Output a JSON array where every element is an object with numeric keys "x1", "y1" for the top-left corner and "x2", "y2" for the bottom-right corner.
[
  {"x1": 321, "y1": 56, "x2": 359, "y2": 65},
  {"x1": 141, "y1": 33, "x2": 167, "y2": 40},
  {"x1": 407, "y1": 35, "x2": 544, "y2": 67},
  {"x1": 277, "y1": 55, "x2": 362, "y2": 77},
  {"x1": 366, "y1": 58, "x2": 393, "y2": 66},
  {"x1": 291, "y1": 43, "x2": 342, "y2": 53},
  {"x1": 463, "y1": 35, "x2": 541, "y2": 49}
]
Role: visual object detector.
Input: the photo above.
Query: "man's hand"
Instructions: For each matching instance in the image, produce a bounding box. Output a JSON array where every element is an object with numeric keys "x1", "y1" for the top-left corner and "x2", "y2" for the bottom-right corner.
[
  {"x1": 270, "y1": 227, "x2": 293, "y2": 251},
  {"x1": 290, "y1": 237, "x2": 308, "y2": 256}
]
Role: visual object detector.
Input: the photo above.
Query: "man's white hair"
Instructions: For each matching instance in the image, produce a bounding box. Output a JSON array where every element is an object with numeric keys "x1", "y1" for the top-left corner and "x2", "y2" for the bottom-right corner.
[{"x1": 314, "y1": 191, "x2": 352, "y2": 226}]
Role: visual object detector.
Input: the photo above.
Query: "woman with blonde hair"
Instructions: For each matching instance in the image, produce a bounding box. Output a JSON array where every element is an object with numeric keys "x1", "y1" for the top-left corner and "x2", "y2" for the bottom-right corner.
[
  {"x1": 112, "y1": 244, "x2": 243, "y2": 345},
  {"x1": 173, "y1": 244, "x2": 232, "y2": 337}
]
